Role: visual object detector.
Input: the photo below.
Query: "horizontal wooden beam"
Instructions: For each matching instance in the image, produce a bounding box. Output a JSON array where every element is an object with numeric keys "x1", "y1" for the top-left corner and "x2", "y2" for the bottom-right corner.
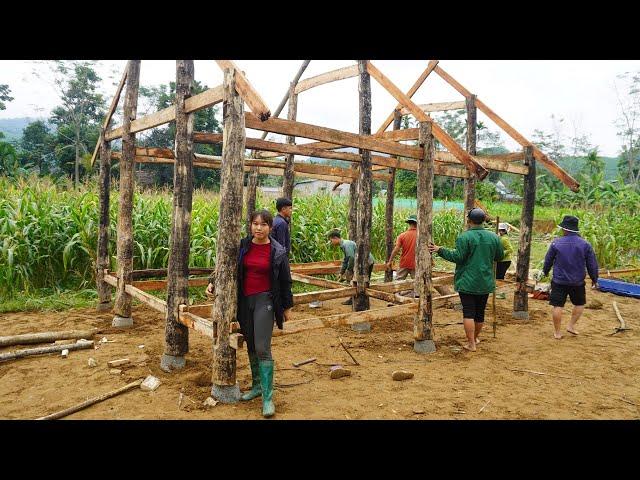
[
  {"x1": 131, "y1": 277, "x2": 211, "y2": 291},
  {"x1": 294, "y1": 65, "x2": 360, "y2": 94},
  {"x1": 105, "y1": 85, "x2": 224, "y2": 140},
  {"x1": 124, "y1": 284, "x2": 167, "y2": 315},
  {"x1": 293, "y1": 287, "x2": 357, "y2": 305},
  {"x1": 399, "y1": 100, "x2": 466, "y2": 115},
  {"x1": 177, "y1": 310, "x2": 214, "y2": 338},
  {"x1": 244, "y1": 113, "x2": 424, "y2": 159}
]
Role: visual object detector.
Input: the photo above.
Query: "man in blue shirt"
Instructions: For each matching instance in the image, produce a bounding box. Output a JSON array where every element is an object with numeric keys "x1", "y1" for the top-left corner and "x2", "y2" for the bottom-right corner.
[
  {"x1": 271, "y1": 197, "x2": 292, "y2": 256},
  {"x1": 541, "y1": 215, "x2": 599, "y2": 339}
]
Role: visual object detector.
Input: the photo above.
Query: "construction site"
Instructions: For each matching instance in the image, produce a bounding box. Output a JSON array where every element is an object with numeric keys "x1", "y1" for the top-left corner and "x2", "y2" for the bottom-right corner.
[{"x1": 0, "y1": 60, "x2": 638, "y2": 420}]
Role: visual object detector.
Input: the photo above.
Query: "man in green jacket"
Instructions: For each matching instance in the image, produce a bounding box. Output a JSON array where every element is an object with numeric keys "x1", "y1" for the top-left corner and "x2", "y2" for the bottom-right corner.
[{"x1": 427, "y1": 208, "x2": 503, "y2": 352}]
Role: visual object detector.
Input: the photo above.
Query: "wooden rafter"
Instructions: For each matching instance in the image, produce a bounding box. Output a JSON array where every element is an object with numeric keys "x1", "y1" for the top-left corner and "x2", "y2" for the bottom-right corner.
[
  {"x1": 215, "y1": 60, "x2": 271, "y2": 120},
  {"x1": 398, "y1": 101, "x2": 466, "y2": 115},
  {"x1": 90, "y1": 62, "x2": 129, "y2": 167},
  {"x1": 375, "y1": 60, "x2": 439, "y2": 135},
  {"x1": 433, "y1": 65, "x2": 580, "y2": 191},
  {"x1": 366, "y1": 61, "x2": 488, "y2": 180},
  {"x1": 294, "y1": 65, "x2": 360, "y2": 94}
]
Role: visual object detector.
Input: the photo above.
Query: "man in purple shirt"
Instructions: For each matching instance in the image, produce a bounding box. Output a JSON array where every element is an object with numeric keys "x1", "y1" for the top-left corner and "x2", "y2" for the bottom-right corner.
[
  {"x1": 271, "y1": 197, "x2": 292, "y2": 256},
  {"x1": 542, "y1": 215, "x2": 599, "y2": 339}
]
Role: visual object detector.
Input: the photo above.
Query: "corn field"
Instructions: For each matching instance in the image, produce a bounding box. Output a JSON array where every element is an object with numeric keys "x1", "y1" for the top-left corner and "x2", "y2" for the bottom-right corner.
[{"x1": 1, "y1": 176, "x2": 638, "y2": 299}]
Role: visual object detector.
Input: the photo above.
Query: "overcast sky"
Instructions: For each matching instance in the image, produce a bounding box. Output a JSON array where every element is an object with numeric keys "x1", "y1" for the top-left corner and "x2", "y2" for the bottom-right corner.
[{"x1": 2, "y1": 60, "x2": 639, "y2": 157}]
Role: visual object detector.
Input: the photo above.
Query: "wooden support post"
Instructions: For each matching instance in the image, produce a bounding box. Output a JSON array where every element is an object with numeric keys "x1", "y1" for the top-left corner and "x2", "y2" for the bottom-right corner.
[
  {"x1": 463, "y1": 95, "x2": 477, "y2": 229},
  {"x1": 211, "y1": 68, "x2": 245, "y2": 403},
  {"x1": 282, "y1": 83, "x2": 298, "y2": 199},
  {"x1": 96, "y1": 138, "x2": 112, "y2": 311},
  {"x1": 414, "y1": 121, "x2": 436, "y2": 353},
  {"x1": 161, "y1": 60, "x2": 194, "y2": 372},
  {"x1": 354, "y1": 60, "x2": 373, "y2": 312},
  {"x1": 384, "y1": 111, "x2": 402, "y2": 283},
  {"x1": 112, "y1": 60, "x2": 140, "y2": 328},
  {"x1": 245, "y1": 164, "x2": 259, "y2": 235},
  {"x1": 513, "y1": 146, "x2": 536, "y2": 319},
  {"x1": 348, "y1": 178, "x2": 358, "y2": 242}
]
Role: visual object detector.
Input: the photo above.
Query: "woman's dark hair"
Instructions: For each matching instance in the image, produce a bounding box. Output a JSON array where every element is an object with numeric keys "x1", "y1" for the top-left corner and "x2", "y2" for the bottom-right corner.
[{"x1": 250, "y1": 209, "x2": 274, "y2": 228}]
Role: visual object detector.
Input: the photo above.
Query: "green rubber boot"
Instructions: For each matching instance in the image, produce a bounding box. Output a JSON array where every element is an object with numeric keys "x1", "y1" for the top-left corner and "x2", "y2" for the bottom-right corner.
[
  {"x1": 240, "y1": 353, "x2": 262, "y2": 401},
  {"x1": 258, "y1": 359, "x2": 275, "y2": 417}
]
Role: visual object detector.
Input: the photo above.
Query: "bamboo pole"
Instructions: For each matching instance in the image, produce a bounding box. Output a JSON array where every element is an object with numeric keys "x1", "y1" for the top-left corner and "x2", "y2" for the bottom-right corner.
[{"x1": 385, "y1": 111, "x2": 401, "y2": 283}]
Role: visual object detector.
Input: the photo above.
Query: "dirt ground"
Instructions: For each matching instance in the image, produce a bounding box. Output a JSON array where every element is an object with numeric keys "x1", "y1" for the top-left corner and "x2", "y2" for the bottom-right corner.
[{"x1": 1, "y1": 285, "x2": 638, "y2": 420}]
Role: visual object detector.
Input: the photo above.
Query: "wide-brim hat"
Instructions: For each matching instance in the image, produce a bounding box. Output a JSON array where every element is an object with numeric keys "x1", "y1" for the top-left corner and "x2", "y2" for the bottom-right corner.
[
  {"x1": 498, "y1": 222, "x2": 509, "y2": 231},
  {"x1": 405, "y1": 214, "x2": 418, "y2": 224},
  {"x1": 558, "y1": 215, "x2": 579, "y2": 232},
  {"x1": 326, "y1": 228, "x2": 341, "y2": 239}
]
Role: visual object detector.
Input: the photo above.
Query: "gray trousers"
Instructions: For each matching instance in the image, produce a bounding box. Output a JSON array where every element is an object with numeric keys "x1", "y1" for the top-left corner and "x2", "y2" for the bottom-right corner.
[{"x1": 238, "y1": 291, "x2": 275, "y2": 361}]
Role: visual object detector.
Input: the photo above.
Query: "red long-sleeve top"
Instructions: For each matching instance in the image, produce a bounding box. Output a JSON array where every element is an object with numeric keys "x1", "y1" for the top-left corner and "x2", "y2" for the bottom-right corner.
[{"x1": 243, "y1": 242, "x2": 272, "y2": 296}]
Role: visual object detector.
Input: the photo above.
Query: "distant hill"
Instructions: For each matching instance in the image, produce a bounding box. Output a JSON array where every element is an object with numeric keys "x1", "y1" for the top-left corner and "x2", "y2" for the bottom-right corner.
[
  {"x1": 557, "y1": 156, "x2": 619, "y2": 181},
  {"x1": 0, "y1": 117, "x2": 45, "y2": 142}
]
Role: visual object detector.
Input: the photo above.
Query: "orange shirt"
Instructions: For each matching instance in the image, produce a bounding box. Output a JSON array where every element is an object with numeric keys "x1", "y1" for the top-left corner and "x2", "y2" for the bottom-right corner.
[{"x1": 397, "y1": 228, "x2": 417, "y2": 270}]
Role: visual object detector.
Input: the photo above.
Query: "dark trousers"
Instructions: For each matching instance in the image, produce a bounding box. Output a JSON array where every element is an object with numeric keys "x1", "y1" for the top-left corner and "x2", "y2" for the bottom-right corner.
[
  {"x1": 496, "y1": 261, "x2": 511, "y2": 280},
  {"x1": 238, "y1": 292, "x2": 275, "y2": 361}
]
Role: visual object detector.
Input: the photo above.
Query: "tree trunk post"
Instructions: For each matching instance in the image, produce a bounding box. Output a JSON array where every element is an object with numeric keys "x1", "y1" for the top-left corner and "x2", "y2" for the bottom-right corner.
[
  {"x1": 353, "y1": 60, "x2": 372, "y2": 313},
  {"x1": 161, "y1": 60, "x2": 195, "y2": 372},
  {"x1": 96, "y1": 137, "x2": 112, "y2": 311},
  {"x1": 112, "y1": 60, "x2": 140, "y2": 328},
  {"x1": 463, "y1": 94, "x2": 477, "y2": 229},
  {"x1": 245, "y1": 165, "x2": 259, "y2": 235},
  {"x1": 210, "y1": 68, "x2": 245, "y2": 403},
  {"x1": 414, "y1": 121, "x2": 436, "y2": 353},
  {"x1": 513, "y1": 146, "x2": 536, "y2": 319},
  {"x1": 282, "y1": 84, "x2": 298, "y2": 200},
  {"x1": 348, "y1": 178, "x2": 358, "y2": 242},
  {"x1": 384, "y1": 111, "x2": 402, "y2": 283}
]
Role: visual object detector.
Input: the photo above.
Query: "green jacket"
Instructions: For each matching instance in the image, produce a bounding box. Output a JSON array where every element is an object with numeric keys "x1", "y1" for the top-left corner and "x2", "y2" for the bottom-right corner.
[
  {"x1": 437, "y1": 226, "x2": 504, "y2": 295},
  {"x1": 500, "y1": 235, "x2": 514, "y2": 262}
]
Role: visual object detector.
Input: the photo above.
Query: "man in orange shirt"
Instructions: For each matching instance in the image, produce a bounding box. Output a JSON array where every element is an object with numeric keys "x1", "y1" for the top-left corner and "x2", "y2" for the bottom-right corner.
[{"x1": 385, "y1": 214, "x2": 418, "y2": 295}]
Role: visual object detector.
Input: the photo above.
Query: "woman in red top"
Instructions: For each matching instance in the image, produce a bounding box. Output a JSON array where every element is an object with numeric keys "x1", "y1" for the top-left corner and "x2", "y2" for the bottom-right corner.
[{"x1": 208, "y1": 209, "x2": 293, "y2": 417}]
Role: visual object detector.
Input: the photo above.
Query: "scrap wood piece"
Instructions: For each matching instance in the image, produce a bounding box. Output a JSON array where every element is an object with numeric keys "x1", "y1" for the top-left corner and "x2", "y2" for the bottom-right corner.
[
  {"x1": 612, "y1": 301, "x2": 630, "y2": 334},
  {"x1": 508, "y1": 368, "x2": 572, "y2": 380},
  {"x1": 36, "y1": 378, "x2": 144, "y2": 420},
  {"x1": 478, "y1": 400, "x2": 492, "y2": 413},
  {"x1": 338, "y1": 337, "x2": 360, "y2": 366},
  {"x1": 292, "y1": 357, "x2": 317, "y2": 367},
  {"x1": 0, "y1": 328, "x2": 98, "y2": 348},
  {"x1": 0, "y1": 340, "x2": 95, "y2": 362}
]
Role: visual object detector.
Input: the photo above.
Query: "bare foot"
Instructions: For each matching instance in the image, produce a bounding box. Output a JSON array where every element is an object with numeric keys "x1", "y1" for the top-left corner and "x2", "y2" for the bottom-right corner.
[
  {"x1": 566, "y1": 327, "x2": 579, "y2": 335},
  {"x1": 553, "y1": 332, "x2": 563, "y2": 340},
  {"x1": 475, "y1": 338, "x2": 481, "y2": 345},
  {"x1": 463, "y1": 344, "x2": 476, "y2": 352}
]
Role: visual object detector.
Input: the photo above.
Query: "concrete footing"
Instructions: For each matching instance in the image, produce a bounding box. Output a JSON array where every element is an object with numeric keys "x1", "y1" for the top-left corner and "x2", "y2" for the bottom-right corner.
[
  {"x1": 211, "y1": 383, "x2": 241, "y2": 404},
  {"x1": 112, "y1": 315, "x2": 133, "y2": 328},
  {"x1": 351, "y1": 322, "x2": 371, "y2": 333},
  {"x1": 414, "y1": 339, "x2": 436, "y2": 354},
  {"x1": 512, "y1": 311, "x2": 529, "y2": 320},
  {"x1": 160, "y1": 354, "x2": 186, "y2": 372},
  {"x1": 96, "y1": 301, "x2": 112, "y2": 312}
]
